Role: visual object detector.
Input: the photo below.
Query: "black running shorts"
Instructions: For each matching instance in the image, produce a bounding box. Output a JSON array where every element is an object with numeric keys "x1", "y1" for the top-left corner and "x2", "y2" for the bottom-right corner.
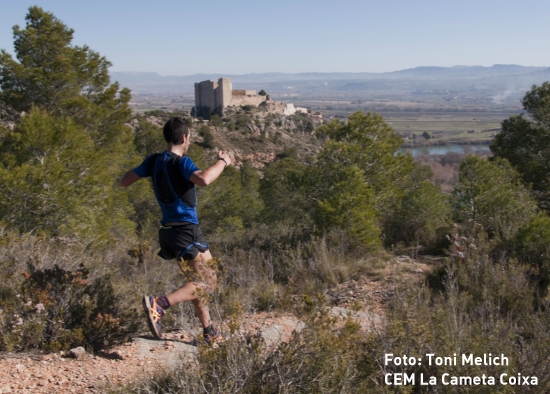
[{"x1": 158, "y1": 223, "x2": 209, "y2": 261}]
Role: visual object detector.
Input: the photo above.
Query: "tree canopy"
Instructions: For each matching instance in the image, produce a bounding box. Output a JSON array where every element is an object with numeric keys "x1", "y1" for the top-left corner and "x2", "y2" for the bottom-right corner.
[
  {"x1": 0, "y1": 7, "x2": 135, "y2": 244},
  {"x1": 0, "y1": 110, "x2": 134, "y2": 243},
  {"x1": 0, "y1": 6, "x2": 132, "y2": 149},
  {"x1": 1, "y1": 7, "x2": 115, "y2": 114},
  {"x1": 313, "y1": 111, "x2": 449, "y2": 249},
  {"x1": 452, "y1": 155, "x2": 538, "y2": 243},
  {"x1": 491, "y1": 82, "x2": 550, "y2": 210}
]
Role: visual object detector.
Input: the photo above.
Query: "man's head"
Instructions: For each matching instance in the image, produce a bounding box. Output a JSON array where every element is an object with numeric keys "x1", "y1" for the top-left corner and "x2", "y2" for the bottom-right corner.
[{"x1": 163, "y1": 117, "x2": 191, "y2": 145}]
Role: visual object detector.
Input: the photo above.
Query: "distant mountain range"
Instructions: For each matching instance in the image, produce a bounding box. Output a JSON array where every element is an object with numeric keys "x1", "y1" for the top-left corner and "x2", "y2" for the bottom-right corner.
[{"x1": 111, "y1": 65, "x2": 550, "y2": 95}]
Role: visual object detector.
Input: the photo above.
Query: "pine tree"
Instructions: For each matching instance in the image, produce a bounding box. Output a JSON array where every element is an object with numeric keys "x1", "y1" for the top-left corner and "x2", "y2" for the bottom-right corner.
[
  {"x1": 453, "y1": 155, "x2": 537, "y2": 243},
  {"x1": 0, "y1": 7, "x2": 136, "y2": 244},
  {"x1": 0, "y1": 6, "x2": 132, "y2": 148},
  {"x1": 491, "y1": 82, "x2": 550, "y2": 210},
  {"x1": 0, "y1": 111, "x2": 134, "y2": 243}
]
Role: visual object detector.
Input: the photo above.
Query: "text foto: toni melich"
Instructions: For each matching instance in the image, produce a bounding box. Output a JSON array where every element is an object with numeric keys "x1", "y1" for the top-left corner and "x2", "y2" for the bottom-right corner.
[{"x1": 385, "y1": 353, "x2": 509, "y2": 367}]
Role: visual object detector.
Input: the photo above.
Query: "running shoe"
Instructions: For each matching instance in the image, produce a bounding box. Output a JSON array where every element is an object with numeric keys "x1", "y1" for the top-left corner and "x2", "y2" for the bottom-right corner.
[
  {"x1": 142, "y1": 296, "x2": 164, "y2": 339},
  {"x1": 204, "y1": 327, "x2": 224, "y2": 344}
]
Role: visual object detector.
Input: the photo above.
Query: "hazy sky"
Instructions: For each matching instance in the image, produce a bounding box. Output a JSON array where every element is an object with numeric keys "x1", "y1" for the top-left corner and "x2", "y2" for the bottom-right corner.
[{"x1": 1, "y1": 0, "x2": 549, "y2": 75}]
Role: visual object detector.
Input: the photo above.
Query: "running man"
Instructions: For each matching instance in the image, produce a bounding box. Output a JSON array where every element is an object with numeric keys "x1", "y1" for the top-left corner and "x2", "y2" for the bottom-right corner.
[{"x1": 120, "y1": 117, "x2": 230, "y2": 343}]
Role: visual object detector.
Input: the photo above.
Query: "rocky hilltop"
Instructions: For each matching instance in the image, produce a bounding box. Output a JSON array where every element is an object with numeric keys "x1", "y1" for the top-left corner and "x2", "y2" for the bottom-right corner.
[{"x1": 127, "y1": 105, "x2": 325, "y2": 169}]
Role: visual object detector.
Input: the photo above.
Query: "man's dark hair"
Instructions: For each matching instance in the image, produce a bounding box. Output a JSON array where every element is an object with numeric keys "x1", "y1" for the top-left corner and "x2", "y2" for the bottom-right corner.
[{"x1": 163, "y1": 117, "x2": 191, "y2": 144}]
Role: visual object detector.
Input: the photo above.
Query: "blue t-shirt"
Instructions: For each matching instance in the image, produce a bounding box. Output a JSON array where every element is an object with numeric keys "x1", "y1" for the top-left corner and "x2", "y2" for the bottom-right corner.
[{"x1": 134, "y1": 151, "x2": 200, "y2": 225}]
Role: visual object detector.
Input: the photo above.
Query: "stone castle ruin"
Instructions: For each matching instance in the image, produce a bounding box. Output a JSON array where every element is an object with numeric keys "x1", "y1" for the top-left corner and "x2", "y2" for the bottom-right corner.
[
  {"x1": 193, "y1": 78, "x2": 267, "y2": 119},
  {"x1": 192, "y1": 77, "x2": 309, "y2": 119}
]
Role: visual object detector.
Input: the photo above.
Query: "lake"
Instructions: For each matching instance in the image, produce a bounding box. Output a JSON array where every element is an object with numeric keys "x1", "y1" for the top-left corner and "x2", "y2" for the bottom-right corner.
[{"x1": 400, "y1": 144, "x2": 492, "y2": 157}]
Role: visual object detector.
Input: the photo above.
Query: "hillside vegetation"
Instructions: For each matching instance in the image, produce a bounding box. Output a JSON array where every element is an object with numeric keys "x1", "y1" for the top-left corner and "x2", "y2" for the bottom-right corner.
[{"x1": 2, "y1": 7, "x2": 550, "y2": 393}]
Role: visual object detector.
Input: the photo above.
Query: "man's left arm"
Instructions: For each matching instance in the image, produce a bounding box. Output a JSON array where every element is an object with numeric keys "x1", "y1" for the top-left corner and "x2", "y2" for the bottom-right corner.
[{"x1": 189, "y1": 151, "x2": 231, "y2": 187}]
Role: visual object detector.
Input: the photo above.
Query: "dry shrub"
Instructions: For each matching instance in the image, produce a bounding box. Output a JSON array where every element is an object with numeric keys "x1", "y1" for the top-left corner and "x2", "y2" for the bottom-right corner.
[
  {"x1": 116, "y1": 301, "x2": 369, "y2": 394},
  {"x1": 416, "y1": 152, "x2": 464, "y2": 193},
  {"x1": 115, "y1": 220, "x2": 550, "y2": 392},
  {"x1": 371, "y1": 221, "x2": 550, "y2": 393},
  {"x1": 0, "y1": 228, "x2": 159, "y2": 352},
  {"x1": 209, "y1": 225, "x2": 385, "y2": 318}
]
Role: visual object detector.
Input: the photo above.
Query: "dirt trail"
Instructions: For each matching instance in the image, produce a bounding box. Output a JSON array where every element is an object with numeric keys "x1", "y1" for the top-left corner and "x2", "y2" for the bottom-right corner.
[{"x1": 0, "y1": 256, "x2": 435, "y2": 393}]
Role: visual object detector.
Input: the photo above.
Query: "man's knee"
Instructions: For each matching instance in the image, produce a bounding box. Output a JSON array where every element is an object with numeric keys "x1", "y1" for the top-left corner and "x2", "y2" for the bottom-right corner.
[
  {"x1": 196, "y1": 249, "x2": 212, "y2": 262},
  {"x1": 190, "y1": 251, "x2": 217, "y2": 292}
]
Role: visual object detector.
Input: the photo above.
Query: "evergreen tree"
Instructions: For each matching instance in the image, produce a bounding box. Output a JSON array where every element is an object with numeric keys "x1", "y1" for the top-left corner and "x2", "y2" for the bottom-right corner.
[
  {"x1": 197, "y1": 165, "x2": 243, "y2": 234},
  {"x1": 316, "y1": 111, "x2": 416, "y2": 213},
  {"x1": 514, "y1": 212, "x2": 550, "y2": 296},
  {"x1": 384, "y1": 177, "x2": 450, "y2": 250},
  {"x1": 239, "y1": 162, "x2": 264, "y2": 226},
  {"x1": 453, "y1": 155, "x2": 538, "y2": 243},
  {"x1": 491, "y1": 82, "x2": 550, "y2": 210},
  {"x1": 0, "y1": 6, "x2": 132, "y2": 149},
  {"x1": 131, "y1": 118, "x2": 166, "y2": 157},
  {"x1": 199, "y1": 125, "x2": 216, "y2": 149},
  {"x1": 210, "y1": 114, "x2": 223, "y2": 127},
  {"x1": 0, "y1": 110, "x2": 134, "y2": 243},
  {"x1": 311, "y1": 164, "x2": 380, "y2": 250},
  {"x1": 0, "y1": 7, "x2": 136, "y2": 244},
  {"x1": 260, "y1": 157, "x2": 309, "y2": 226},
  {"x1": 314, "y1": 111, "x2": 442, "y2": 249}
]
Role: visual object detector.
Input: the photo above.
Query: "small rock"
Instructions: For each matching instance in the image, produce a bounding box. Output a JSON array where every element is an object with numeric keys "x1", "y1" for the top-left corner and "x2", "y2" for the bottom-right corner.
[
  {"x1": 259, "y1": 324, "x2": 284, "y2": 346},
  {"x1": 69, "y1": 346, "x2": 87, "y2": 360},
  {"x1": 329, "y1": 307, "x2": 349, "y2": 318},
  {"x1": 1, "y1": 385, "x2": 12, "y2": 393}
]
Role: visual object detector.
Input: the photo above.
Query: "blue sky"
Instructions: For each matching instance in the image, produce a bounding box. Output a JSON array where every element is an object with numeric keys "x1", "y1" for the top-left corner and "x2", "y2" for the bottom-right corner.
[{"x1": 1, "y1": 0, "x2": 549, "y2": 75}]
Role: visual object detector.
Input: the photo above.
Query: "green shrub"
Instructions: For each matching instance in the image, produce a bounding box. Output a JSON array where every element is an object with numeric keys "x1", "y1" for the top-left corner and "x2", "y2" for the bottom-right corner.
[
  {"x1": 0, "y1": 229, "x2": 148, "y2": 353},
  {"x1": 210, "y1": 114, "x2": 223, "y2": 127},
  {"x1": 198, "y1": 125, "x2": 216, "y2": 149},
  {"x1": 235, "y1": 115, "x2": 251, "y2": 130},
  {"x1": 372, "y1": 221, "x2": 550, "y2": 391},
  {"x1": 514, "y1": 212, "x2": 550, "y2": 300},
  {"x1": 0, "y1": 263, "x2": 139, "y2": 352}
]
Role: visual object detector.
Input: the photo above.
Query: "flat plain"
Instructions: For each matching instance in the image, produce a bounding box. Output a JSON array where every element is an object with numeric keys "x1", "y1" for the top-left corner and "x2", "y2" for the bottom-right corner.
[{"x1": 127, "y1": 86, "x2": 523, "y2": 148}]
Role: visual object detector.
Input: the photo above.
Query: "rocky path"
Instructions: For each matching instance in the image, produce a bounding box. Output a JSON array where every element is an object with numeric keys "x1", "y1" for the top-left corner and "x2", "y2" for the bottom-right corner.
[
  {"x1": 0, "y1": 256, "x2": 434, "y2": 394},
  {"x1": 0, "y1": 313, "x2": 316, "y2": 394}
]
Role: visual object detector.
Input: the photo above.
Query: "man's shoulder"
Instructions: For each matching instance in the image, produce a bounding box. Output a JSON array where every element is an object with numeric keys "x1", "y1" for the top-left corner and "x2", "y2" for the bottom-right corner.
[
  {"x1": 176, "y1": 155, "x2": 198, "y2": 168},
  {"x1": 146, "y1": 152, "x2": 163, "y2": 169},
  {"x1": 134, "y1": 153, "x2": 162, "y2": 178},
  {"x1": 177, "y1": 155, "x2": 200, "y2": 180}
]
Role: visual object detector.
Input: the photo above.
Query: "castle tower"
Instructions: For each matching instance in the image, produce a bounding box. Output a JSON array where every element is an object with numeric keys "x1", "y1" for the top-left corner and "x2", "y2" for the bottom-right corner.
[{"x1": 217, "y1": 78, "x2": 233, "y2": 108}]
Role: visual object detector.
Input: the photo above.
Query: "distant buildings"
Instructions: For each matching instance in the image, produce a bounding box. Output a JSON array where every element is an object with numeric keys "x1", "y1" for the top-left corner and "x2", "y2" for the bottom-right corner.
[
  {"x1": 192, "y1": 77, "x2": 316, "y2": 119},
  {"x1": 193, "y1": 78, "x2": 267, "y2": 119}
]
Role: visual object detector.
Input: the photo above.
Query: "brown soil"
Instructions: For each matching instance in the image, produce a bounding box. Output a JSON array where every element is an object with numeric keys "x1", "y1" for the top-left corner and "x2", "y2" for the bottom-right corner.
[{"x1": 0, "y1": 255, "x2": 438, "y2": 393}]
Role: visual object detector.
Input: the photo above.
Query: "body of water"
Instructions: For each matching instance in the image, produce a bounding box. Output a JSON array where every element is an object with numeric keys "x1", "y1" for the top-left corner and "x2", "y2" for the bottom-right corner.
[{"x1": 400, "y1": 144, "x2": 492, "y2": 157}]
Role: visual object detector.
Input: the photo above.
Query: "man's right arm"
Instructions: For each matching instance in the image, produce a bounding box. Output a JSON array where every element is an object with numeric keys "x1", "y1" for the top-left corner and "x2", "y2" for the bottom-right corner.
[
  {"x1": 120, "y1": 170, "x2": 141, "y2": 187},
  {"x1": 190, "y1": 150, "x2": 232, "y2": 187},
  {"x1": 120, "y1": 154, "x2": 154, "y2": 187}
]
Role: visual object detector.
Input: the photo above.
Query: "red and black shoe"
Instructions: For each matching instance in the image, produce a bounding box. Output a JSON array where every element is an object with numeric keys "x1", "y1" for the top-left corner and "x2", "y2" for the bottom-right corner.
[{"x1": 142, "y1": 296, "x2": 164, "y2": 339}]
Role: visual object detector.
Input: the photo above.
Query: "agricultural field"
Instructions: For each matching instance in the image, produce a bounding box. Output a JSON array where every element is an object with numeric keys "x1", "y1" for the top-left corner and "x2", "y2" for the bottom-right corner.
[
  {"x1": 285, "y1": 92, "x2": 521, "y2": 146},
  {"x1": 127, "y1": 89, "x2": 522, "y2": 148},
  {"x1": 382, "y1": 111, "x2": 510, "y2": 145}
]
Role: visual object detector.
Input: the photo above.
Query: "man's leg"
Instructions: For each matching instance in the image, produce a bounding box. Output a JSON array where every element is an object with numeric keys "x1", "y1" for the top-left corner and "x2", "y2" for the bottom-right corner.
[
  {"x1": 166, "y1": 250, "x2": 217, "y2": 328},
  {"x1": 143, "y1": 249, "x2": 222, "y2": 341}
]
